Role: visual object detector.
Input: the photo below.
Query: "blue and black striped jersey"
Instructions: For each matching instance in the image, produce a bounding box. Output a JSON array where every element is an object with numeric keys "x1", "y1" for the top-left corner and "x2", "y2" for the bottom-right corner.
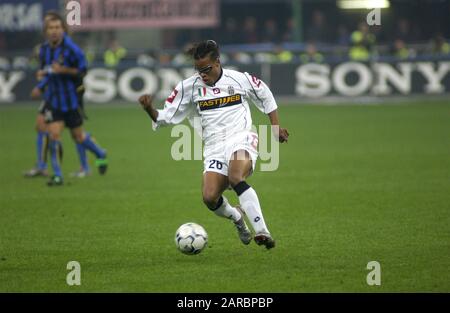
[{"x1": 36, "y1": 34, "x2": 87, "y2": 112}]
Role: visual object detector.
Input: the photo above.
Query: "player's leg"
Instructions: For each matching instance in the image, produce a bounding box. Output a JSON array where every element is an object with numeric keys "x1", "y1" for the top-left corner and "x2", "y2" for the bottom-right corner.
[
  {"x1": 66, "y1": 108, "x2": 108, "y2": 175},
  {"x1": 68, "y1": 97, "x2": 90, "y2": 177},
  {"x1": 69, "y1": 129, "x2": 90, "y2": 178},
  {"x1": 71, "y1": 126, "x2": 108, "y2": 175},
  {"x1": 47, "y1": 120, "x2": 65, "y2": 186},
  {"x1": 202, "y1": 171, "x2": 235, "y2": 215},
  {"x1": 202, "y1": 170, "x2": 252, "y2": 245},
  {"x1": 35, "y1": 114, "x2": 49, "y2": 172},
  {"x1": 228, "y1": 150, "x2": 275, "y2": 249},
  {"x1": 75, "y1": 139, "x2": 90, "y2": 177},
  {"x1": 24, "y1": 113, "x2": 49, "y2": 177}
]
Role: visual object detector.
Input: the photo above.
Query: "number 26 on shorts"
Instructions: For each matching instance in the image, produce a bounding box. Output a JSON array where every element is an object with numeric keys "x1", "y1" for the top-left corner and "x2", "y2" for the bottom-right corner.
[{"x1": 208, "y1": 160, "x2": 223, "y2": 170}]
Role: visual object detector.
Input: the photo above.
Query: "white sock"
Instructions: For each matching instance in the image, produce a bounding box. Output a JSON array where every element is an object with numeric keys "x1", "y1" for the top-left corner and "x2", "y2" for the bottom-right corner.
[
  {"x1": 238, "y1": 187, "x2": 269, "y2": 234},
  {"x1": 213, "y1": 196, "x2": 241, "y2": 222}
]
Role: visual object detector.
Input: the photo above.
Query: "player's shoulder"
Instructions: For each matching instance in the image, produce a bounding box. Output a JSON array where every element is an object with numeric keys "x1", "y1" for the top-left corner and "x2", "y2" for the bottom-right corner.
[
  {"x1": 224, "y1": 69, "x2": 264, "y2": 91},
  {"x1": 223, "y1": 68, "x2": 247, "y2": 79},
  {"x1": 223, "y1": 68, "x2": 257, "y2": 84},
  {"x1": 183, "y1": 74, "x2": 200, "y2": 84},
  {"x1": 40, "y1": 41, "x2": 49, "y2": 50},
  {"x1": 63, "y1": 35, "x2": 84, "y2": 54},
  {"x1": 180, "y1": 74, "x2": 202, "y2": 89},
  {"x1": 38, "y1": 42, "x2": 49, "y2": 59},
  {"x1": 170, "y1": 75, "x2": 200, "y2": 97}
]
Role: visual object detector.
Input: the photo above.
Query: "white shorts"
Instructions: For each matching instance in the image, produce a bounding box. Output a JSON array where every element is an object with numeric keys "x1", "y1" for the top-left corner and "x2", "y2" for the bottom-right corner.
[{"x1": 203, "y1": 131, "x2": 259, "y2": 177}]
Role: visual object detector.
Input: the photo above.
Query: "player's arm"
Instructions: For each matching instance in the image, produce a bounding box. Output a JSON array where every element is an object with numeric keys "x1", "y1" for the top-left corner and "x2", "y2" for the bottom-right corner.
[
  {"x1": 267, "y1": 109, "x2": 289, "y2": 143},
  {"x1": 36, "y1": 70, "x2": 46, "y2": 81},
  {"x1": 243, "y1": 72, "x2": 289, "y2": 143},
  {"x1": 31, "y1": 46, "x2": 48, "y2": 100},
  {"x1": 51, "y1": 63, "x2": 80, "y2": 76},
  {"x1": 35, "y1": 46, "x2": 46, "y2": 81},
  {"x1": 138, "y1": 81, "x2": 192, "y2": 131},
  {"x1": 31, "y1": 75, "x2": 48, "y2": 99},
  {"x1": 52, "y1": 45, "x2": 88, "y2": 77},
  {"x1": 139, "y1": 94, "x2": 158, "y2": 122}
]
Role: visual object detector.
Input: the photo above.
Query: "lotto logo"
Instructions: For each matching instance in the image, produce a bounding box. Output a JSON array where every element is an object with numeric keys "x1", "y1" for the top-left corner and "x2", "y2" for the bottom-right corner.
[
  {"x1": 251, "y1": 75, "x2": 261, "y2": 88},
  {"x1": 166, "y1": 89, "x2": 179, "y2": 103}
]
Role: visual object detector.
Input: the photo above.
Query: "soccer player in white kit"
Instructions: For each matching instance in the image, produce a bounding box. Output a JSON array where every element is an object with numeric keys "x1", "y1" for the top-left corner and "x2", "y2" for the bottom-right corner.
[{"x1": 139, "y1": 40, "x2": 289, "y2": 249}]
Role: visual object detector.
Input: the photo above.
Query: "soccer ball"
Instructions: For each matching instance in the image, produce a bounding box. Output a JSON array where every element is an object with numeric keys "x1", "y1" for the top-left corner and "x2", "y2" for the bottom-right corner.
[{"x1": 175, "y1": 223, "x2": 208, "y2": 255}]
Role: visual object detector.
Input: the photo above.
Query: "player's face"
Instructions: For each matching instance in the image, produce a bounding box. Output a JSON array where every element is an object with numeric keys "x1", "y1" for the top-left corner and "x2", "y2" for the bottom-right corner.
[
  {"x1": 194, "y1": 56, "x2": 221, "y2": 86},
  {"x1": 45, "y1": 20, "x2": 64, "y2": 45}
]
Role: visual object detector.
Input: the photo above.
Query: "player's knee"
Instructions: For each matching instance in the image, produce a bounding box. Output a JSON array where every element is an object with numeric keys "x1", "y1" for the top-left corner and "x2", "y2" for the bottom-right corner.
[
  {"x1": 71, "y1": 132, "x2": 84, "y2": 143},
  {"x1": 202, "y1": 190, "x2": 220, "y2": 210},
  {"x1": 228, "y1": 172, "x2": 245, "y2": 188},
  {"x1": 49, "y1": 134, "x2": 60, "y2": 141},
  {"x1": 48, "y1": 128, "x2": 62, "y2": 141},
  {"x1": 36, "y1": 118, "x2": 46, "y2": 132}
]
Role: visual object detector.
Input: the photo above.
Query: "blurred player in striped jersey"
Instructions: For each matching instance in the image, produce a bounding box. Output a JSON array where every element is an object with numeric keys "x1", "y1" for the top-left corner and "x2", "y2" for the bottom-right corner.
[
  {"x1": 25, "y1": 11, "x2": 92, "y2": 179},
  {"x1": 29, "y1": 12, "x2": 108, "y2": 186},
  {"x1": 139, "y1": 40, "x2": 289, "y2": 249}
]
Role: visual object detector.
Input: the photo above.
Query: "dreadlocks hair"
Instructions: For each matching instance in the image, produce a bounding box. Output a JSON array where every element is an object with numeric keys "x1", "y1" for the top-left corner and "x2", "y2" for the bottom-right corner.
[
  {"x1": 43, "y1": 11, "x2": 68, "y2": 33},
  {"x1": 187, "y1": 40, "x2": 220, "y2": 60}
]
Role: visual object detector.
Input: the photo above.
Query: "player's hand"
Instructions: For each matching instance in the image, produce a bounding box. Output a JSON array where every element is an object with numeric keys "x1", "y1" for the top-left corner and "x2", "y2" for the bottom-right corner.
[
  {"x1": 139, "y1": 94, "x2": 154, "y2": 112},
  {"x1": 279, "y1": 128, "x2": 289, "y2": 143},
  {"x1": 30, "y1": 87, "x2": 42, "y2": 100},
  {"x1": 51, "y1": 62, "x2": 63, "y2": 74},
  {"x1": 36, "y1": 70, "x2": 46, "y2": 81}
]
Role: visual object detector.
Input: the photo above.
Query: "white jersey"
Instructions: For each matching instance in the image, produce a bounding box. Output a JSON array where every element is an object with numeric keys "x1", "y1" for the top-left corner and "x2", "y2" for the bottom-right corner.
[{"x1": 152, "y1": 68, "x2": 278, "y2": 147}]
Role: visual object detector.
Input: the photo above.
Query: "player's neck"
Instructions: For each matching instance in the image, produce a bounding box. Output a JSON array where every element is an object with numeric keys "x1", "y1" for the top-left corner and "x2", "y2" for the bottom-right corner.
[
  {"x1": 209, "y1": 67, "x2": 223, "y2": 86},
  {"x1": 50, "y1": 38, "x2": 63, "y2": 48}
]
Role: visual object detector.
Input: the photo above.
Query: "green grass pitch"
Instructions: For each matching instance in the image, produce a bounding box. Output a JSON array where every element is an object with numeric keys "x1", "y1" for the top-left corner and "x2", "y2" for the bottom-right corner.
[{"x1": 0, "y1": 100, "x2": 449, "y2": 292}]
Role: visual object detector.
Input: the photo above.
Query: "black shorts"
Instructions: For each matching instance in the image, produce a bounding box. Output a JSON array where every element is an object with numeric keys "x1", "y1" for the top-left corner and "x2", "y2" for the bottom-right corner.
[{"x1": 44, "y1": 107, "x2": 84, "y2": 129}]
